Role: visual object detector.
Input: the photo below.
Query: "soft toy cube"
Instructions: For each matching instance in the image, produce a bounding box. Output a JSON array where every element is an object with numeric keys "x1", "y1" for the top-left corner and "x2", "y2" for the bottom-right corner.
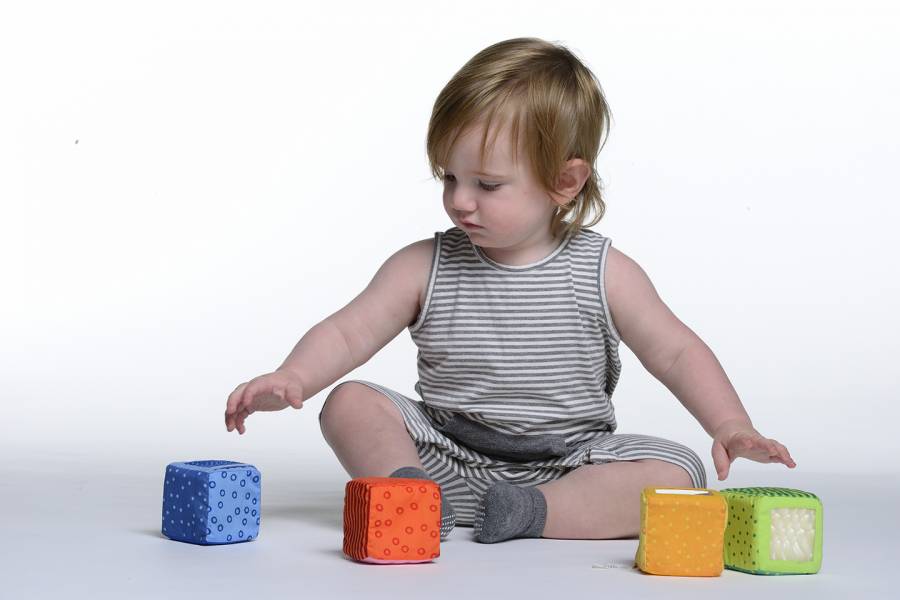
[
  {"x1": 343, "y1": 477, "x2": 441, "y2": 563},
  {"x1": 161, "y1": 460, "x2": 261, "y2": 545},
  {"x1": 634, "y1": 487, "x2": 728, "y2": 577},
  {"x1": 720, "y1": 487, "x2": 823, "y2": 575}
]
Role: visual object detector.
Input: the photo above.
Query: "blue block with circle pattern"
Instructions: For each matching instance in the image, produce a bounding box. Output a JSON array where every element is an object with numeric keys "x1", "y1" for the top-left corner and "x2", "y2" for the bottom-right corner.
[{"x1": 162, "y1": 460, "x2": 261, "y2": 545}]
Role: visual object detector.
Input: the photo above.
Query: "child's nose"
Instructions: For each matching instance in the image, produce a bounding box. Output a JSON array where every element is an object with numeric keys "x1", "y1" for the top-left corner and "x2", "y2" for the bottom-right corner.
[{"x1": 447, "y1": 188, "x2": 477, "y2": 212}]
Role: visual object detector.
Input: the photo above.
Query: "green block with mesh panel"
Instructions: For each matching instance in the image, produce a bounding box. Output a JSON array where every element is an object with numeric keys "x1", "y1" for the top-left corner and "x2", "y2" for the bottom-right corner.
[{"x1": 720, "y1": 487, "x2": 823, "y2": 575}]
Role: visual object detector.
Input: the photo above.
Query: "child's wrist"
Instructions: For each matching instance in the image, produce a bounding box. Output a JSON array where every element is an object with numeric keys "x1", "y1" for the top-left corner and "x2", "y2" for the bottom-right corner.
[
  {"x1": 275, "y1": 365, "x2": 307, "y2": 394},
  {"x1": 711, "y1": 416, "x2": 756, "y2": 440}
]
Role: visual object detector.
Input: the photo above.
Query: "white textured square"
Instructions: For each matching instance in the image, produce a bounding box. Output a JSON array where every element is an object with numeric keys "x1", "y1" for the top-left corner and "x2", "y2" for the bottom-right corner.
[{"x1": 770, "y1": 508, "x2": 816, "y2": 561}]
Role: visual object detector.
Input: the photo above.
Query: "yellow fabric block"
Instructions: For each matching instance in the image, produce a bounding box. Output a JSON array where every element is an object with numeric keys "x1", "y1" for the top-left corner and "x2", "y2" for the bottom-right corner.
[{"x1": 634, "y1": 487, "x2": 728, "y2": 577}]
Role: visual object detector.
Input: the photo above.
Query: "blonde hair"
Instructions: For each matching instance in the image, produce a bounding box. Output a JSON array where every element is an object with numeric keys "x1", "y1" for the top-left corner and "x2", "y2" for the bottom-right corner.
[{"x1": 426, "y1": 37, "x2": 613, "y2": 240}]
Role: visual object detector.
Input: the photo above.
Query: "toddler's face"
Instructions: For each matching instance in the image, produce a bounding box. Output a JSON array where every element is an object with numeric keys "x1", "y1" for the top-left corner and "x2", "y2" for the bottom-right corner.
[{"x1": 441, "y1": 121, "x2": 562, "y2": 248}]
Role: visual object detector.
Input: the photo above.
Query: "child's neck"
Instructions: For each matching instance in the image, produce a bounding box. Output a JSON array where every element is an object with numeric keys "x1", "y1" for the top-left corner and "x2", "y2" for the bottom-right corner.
[{"x1": 477, "y1": 230, "x2": 567, "y2": 266}]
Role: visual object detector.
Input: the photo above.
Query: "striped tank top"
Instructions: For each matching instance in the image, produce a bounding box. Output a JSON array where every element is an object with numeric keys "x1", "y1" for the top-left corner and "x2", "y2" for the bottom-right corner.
[{"x1": 407, "y1": 226, "x2": 623, "y2": 447}]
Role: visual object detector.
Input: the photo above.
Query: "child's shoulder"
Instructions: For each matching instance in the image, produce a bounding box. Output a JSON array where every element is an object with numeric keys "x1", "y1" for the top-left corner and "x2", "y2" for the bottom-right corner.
[
  {"x1": 391, "y1": 236, "x2": 437, "y2": 315},
  {"x1": 603, "y1": 243, "x2": 641, "y2": 303},
  {"x1": 401, "y1": 236, "x2": 436, "y2": 267}
]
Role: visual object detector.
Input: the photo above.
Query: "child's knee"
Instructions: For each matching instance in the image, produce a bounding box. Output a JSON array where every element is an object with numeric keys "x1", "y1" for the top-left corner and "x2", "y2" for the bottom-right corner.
[
  {"x1": 318, "y1": 380, "x2": 404, "y2": 441},
  {"x1": 635, "y1": 458, "x2": 695, "y2": 488}
]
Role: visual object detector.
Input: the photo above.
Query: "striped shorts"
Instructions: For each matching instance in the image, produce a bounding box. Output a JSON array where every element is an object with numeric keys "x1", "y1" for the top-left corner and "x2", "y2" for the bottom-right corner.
[{"x1": 319, "y1": 379, "x2": 708, "y2": 527}]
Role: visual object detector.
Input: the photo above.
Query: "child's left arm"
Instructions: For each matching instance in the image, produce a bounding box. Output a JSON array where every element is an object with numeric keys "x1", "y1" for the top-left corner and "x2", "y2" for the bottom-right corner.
[{"x1": 605, "y1": 246, "x2": 796, "y2": 482}]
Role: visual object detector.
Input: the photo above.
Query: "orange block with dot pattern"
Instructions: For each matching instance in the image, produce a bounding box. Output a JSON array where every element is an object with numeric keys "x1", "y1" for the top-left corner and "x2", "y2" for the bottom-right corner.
[
  {"x1": 343, "y1": 477, "x2": 441, "y2": 563},
  {"x1": 634, "y1": 487, "x2": 728, "y2": 577}
]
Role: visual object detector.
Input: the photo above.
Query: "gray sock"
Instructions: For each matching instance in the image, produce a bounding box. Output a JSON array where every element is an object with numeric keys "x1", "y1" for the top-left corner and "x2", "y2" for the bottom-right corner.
[
  {"x1": 389, "y1": 466, "x2": 456, "y2": 541},
  {"x1": 473, "y1": 481, "x2": 547, "y2": 543}
]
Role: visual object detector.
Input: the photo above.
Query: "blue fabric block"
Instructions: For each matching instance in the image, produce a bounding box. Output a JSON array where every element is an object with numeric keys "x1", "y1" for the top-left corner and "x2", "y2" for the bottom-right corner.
[{"x1": 161, "y1": 460, "x2": 261, "y2": 545}]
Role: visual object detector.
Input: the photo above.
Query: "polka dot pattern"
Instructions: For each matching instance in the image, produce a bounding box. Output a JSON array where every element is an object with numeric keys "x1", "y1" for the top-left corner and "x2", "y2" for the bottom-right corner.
[
  {"x1": 161, "y1": 460, "x2": 261, "y2": 545},
  {"x1": 634, "y1": 487, "x2": 727, "y2": 577},
  {"x1": 720, "y1": 486, "x2": 823, "y2": 575},
  {"x1": 343, "y1": 477, "x2": 440, "y2": 564}
]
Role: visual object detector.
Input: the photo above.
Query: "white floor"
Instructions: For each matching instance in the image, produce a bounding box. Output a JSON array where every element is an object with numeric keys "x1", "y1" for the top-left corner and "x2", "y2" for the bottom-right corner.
[{"x1": 4, "y1": 449, "x2": 895, "y2": 599}]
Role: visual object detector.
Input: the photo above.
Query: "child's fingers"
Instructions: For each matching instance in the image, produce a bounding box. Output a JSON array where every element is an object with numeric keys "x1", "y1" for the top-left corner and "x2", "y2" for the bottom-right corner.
[
  {"x1": 738, "y1": 438, "x2": 786, "y2": 465},
  {"x1": 762, "y1": 439, "x2": 780, "y2": 459},
  {"x1": 760, "y1": 439, "x2": 791, "y2": 466},
  {"x1": 727, "y1": 437, "x2": 766, "y2": 463},
  {"x1": 718, "y1": 434, "x2": 797, "y2": 474},
  {"x1": 237, "y1": 379, "x2": 263, "y2": 416},
  {"x1": 235, "y1": 408, "x2": 249, "y2": 434},
  {"x1": 752, "y1": 439, "x2": 778, "y2": 462},
  {"x1": 773, "y1": 441, "x2": 796, "y2": 467},
  {"x1": 225, "y1": 382, "x2": 249, "y2": 431},
  {"x1": 226, "y1": 382, "x2": 248, "y2": 418}
]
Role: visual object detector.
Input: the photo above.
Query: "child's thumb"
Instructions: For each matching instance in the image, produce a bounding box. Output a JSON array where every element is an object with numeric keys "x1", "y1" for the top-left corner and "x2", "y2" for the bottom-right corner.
[
  {"x1": 711, "y1": 440, "x2": 731, "y2": 481},
  {"x1": 284, "y1": 382, "x2": 304, "y2": 408}
]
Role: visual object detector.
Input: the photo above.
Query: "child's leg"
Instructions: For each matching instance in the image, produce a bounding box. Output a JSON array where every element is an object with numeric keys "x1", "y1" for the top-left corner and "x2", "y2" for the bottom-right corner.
[
  {"x1": 319, "y1": 381, "x2": 424, "y2": 478},
  {"x1": 535, "y1": 459, "x2": 693, "y2": 539}
]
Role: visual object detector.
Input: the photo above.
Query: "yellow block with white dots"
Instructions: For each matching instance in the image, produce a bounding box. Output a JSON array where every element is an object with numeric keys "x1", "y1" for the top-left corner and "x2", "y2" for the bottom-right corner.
[{"x1": 634, "y1": 487, "x2": 728, "y2": 577}]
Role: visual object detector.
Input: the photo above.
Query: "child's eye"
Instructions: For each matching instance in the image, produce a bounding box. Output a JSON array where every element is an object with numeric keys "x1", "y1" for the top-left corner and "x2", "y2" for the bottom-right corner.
[{"x1": 442, "y1": 174, "x2": 501, "y2": 192}]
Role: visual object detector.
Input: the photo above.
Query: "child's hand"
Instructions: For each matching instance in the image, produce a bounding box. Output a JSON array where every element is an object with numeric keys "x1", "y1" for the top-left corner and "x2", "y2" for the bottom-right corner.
[
  {"x1": 224, "y1": 369, "x2": 306, "y2": 435},
  {"x1": 711, "y1": 418, "x2": 797, "y2": 481}
]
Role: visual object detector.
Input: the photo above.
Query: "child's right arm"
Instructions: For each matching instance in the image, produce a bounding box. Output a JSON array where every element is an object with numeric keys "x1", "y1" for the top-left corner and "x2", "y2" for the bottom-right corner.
[{"x1": 224, "y1": 238, "x2": 434, "y2": 434}]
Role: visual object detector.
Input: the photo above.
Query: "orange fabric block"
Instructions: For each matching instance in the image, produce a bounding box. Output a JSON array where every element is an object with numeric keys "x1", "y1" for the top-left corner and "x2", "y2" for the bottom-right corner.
[
  {"x1": 343, "y1": 477, "x2": 441, "y2": 564},
  {"x1": 634, "y1": 487, "x2": 728, "y2": 577}
]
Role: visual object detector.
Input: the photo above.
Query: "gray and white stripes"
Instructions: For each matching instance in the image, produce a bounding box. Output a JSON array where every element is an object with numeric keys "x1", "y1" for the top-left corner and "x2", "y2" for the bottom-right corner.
[
  {"x1": 408, "y1": 226, "x2": 623, "y2": 446},
  {"x1": 319, "y1": 226, "x2": 707, "y2": 526}
]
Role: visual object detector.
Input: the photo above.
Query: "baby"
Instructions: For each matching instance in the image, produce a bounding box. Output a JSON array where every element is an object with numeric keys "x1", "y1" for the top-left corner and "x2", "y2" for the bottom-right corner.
[{"x1": 224, "y1": 37, "x2": 795, "y2": 544}]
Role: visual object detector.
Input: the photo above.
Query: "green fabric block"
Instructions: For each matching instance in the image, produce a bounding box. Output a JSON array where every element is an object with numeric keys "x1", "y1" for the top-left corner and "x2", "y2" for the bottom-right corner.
[{"x1": 720, "y1": 487, "x2": 823, "y2": 575}]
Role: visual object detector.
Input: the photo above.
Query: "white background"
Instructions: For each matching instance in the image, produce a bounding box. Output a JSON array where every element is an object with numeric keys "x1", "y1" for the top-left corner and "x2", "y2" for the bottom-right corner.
[
  {"x1": 4, "y1": 0, "x2": 899, "y2": 482},
  {"x1": 4, "y1": 2, "x2": 899, "y2": 598}
]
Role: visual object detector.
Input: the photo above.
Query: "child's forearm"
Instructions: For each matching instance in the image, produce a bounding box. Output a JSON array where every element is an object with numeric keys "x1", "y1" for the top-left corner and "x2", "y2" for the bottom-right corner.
[
  {"x1": 276, "y1": 318, "x2": 359, "y2": 402},
  {"x1": 658, "y1": 336, "x2": 753, "y2": 438}
]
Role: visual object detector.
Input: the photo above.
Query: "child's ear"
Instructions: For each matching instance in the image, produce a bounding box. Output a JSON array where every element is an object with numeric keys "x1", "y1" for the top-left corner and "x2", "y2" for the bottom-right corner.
[{"x1": 552, "y1": 158, "x2": 591, "y2": 203}]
